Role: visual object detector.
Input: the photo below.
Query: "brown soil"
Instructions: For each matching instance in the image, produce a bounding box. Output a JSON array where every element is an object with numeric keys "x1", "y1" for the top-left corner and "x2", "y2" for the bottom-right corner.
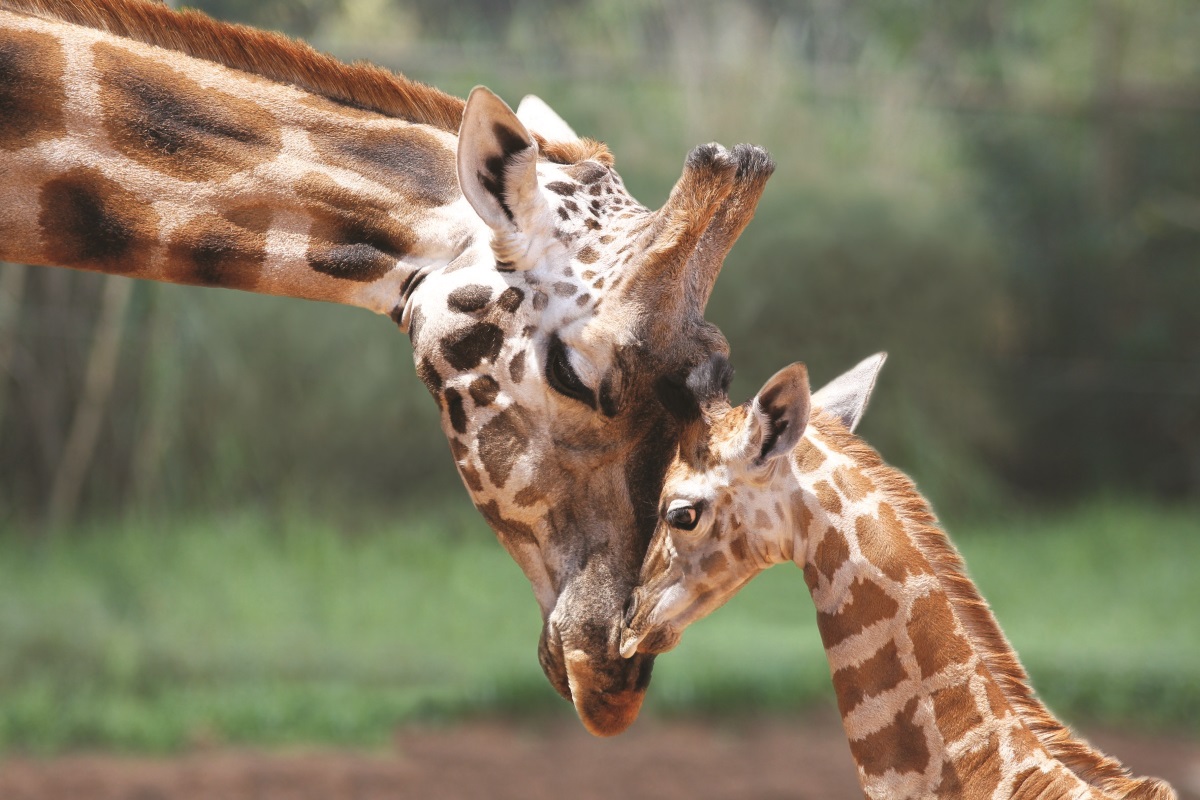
[{"x1": 1, "y1": 713, "x2": 1196, "y2": 800}]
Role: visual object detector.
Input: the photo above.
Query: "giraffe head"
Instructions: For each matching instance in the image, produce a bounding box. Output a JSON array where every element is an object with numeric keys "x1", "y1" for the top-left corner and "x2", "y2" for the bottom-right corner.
[
  {"x1": 407, "y1": 88, "x2": 775, "y2": 735},
  {"x1": 620, "y1": 354, "x2": 886, "y2": 658}
]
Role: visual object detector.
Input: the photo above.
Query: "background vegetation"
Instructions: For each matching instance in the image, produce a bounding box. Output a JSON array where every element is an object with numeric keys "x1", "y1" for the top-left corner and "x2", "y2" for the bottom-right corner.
[{"x1": 0, "y1": 0, "x2": 1196, "y2": 751}]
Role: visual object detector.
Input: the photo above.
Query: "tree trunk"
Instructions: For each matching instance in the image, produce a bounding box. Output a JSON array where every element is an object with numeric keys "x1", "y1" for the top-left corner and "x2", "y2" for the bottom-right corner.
[{"x1": 46, "y1": 275, "x2": 134, "y2": 532}]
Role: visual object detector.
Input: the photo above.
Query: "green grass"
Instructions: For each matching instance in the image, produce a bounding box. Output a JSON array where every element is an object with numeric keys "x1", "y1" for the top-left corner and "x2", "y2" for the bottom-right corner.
[{"x1": 0, "y1": 501, "x2": 1196, "y2": 753}]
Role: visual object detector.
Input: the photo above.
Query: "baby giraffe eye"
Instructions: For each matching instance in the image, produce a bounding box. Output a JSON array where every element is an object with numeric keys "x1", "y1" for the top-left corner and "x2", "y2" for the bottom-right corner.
[{"x1": 664, "y1": 499, "x2": 703, "y2": 531}]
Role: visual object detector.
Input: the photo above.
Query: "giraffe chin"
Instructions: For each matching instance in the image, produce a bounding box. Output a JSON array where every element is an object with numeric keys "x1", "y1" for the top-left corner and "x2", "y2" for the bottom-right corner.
[{"x1": 564, "y1": 649, "x2": 655, "y2": 737}]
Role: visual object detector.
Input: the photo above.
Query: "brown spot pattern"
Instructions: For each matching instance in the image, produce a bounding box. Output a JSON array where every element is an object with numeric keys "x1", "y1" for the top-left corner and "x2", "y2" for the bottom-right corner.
[
  {"x1": 832, "y1": 465, "x2": 874, "y2": 502},
  {"x1": 831, "y1": 640, "x2": 907, "y2": 717},
  {"x1": 848, "y1": 697, "x2": 930, "y2": 777},
  {"x1": 812, "y1": 526, "x2": 850, "y2": 584},
  {"x1": 931, "y1": 681, "x2": 983, "y2": 745},
  {"x1": 476, "y1": 500, "x2": 538, "y2": 550},
  {"x1": 440, "y1": 322, "x2": 504, "y2": 371},
  {"x1": 508, "y1": 351, "x2": 527, "y2": 383},
  {"x1": 907, "y1": 592, "x2": 973, "y2": 679},
  {"x1": 444, "y1": 387, "x2": 467, "y2": 434},
  {"x1": 310, "y1": 124, "x2": 457, "y2": 207},
  {"x1": 814, "y1": 481, "x2": 843, "y2": 515},
  {"x1": 496, "y1": 286, "x2": 524, "y2": 313},
  {"x1": 96, "y1": 43, "x2": 280, "y2": 182},
  {"x1": 476, "y1": 408, "x2": 526, "y2": 489},
  {"x1": 935, "y1": 734, "x2": 1001, "y2": 798},
  {"x1": 699, "y1": 550, "x2": 728, "y2": 577},
  {"x1": 855, "y1": 505, "x2": 930, "y2": 583},
  {"x1": 794, "y1": 439, "x2": 826, "y2": 472},
  {"x1": 469, "y1": 375, "x2": 500, "y2": 406},
  {"x1": 816, "y1": 577, "x2": 899, "y2": 649},
  {"x1": 447, "y1": 284, "x2": 493, "y2": 313},
  {"x1": 298, "y1": 173, "x2": 414, "y2": 282},
  {"x1": 164, "y1": 211, "x2": 266, "y2": 290},
  {"x1": 38, "y1": 167, "x2": 157, "y2": 273},
  {"x1": 0, "y1": 28, "x2": 67, "y2": 152}
]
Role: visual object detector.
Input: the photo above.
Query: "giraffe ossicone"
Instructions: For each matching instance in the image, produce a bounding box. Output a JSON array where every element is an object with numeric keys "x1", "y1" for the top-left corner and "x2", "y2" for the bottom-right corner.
[
  {"x1": 622, "y1": 355, "x2": 1176, "y2": 798},
  {"x1": 0, "y1": 0, "x2": 776, "y2": 736}
]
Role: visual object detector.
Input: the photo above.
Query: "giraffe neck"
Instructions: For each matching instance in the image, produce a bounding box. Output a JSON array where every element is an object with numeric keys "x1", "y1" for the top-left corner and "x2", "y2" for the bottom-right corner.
[
  {"x1": 790, "y1": 415, "x2": 1131, "y2": 799},
  {"x1": 1, "y1": 2, "x2": 483, "y2": 319}
]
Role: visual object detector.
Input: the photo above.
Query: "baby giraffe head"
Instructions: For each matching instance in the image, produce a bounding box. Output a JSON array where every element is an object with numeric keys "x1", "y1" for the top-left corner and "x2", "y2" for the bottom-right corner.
[{"x1": 620, "y1": 353, "x2": 886, "y2": 658}]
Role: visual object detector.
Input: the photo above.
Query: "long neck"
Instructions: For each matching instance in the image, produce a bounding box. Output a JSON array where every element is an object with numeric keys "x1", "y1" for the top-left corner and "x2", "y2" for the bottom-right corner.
[
  {"x1": 1, "y1": 2, "x2": 483, "y2": 319},
  {"x1": 790, "y1": 414, "x2": 1156, "y2": 800}
]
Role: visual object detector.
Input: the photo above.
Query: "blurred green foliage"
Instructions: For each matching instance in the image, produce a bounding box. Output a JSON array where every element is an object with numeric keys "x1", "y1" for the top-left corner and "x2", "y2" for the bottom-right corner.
[
  {"x1": 0, "y1": 501, "x2": 1195, "y2": 752},
  {"x1": 3, "y1": 0, "x2": 1198, "y2": 527}
]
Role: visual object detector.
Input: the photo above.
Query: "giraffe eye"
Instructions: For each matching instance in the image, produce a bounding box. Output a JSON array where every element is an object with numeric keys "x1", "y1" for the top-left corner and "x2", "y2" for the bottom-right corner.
[
  {"x1": 665, "y1": 500, "x2": 703, "y2": 531},
  {"x1": 546, "y1": 334, "x2": 596, "y2": 409}
]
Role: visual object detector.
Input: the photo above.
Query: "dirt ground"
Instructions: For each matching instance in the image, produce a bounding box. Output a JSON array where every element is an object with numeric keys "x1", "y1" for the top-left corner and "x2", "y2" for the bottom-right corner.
[{"x1": 1, "y1": 713, "x2": 1197, "y2": 800}]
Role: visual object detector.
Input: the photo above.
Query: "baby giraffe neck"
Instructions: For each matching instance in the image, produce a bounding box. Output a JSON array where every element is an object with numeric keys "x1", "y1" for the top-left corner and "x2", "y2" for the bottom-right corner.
[{"x1": 791, "y1": 416, "x2": 1115, "y2": 800}]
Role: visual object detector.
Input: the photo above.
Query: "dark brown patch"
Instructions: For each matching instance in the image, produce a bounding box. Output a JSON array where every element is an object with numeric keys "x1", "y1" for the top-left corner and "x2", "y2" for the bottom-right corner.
[
  {"x1": 794, "y1": 439, "x2": 826, "y2": 472},
  {"x1": 532, "y1": 291, "x2": 548, "y2": 311},
  {"x1": 699, "y1": 550, "x2": 728, "y2": 577},
  {"x1": 476, "y1": 500, "x2": 538, "y2": 550},
  {"x1": 469, "y1": 375, "x2": 500, "y2": 407},
  {"x1": 164, "y1": 212, "x2": 266, "y2": 290},
  {"x1": 444, "y1": 387, "x2": 467, "y2": 434},
  {"x1": 814, "y1": 480, "x2": 843, "y2": 515},
  {"x1": 754, "y1": 510, "x2": 771, "y2": 530},
  {"x1": 935, "y1": 733, "x2": 1001, "y2": 798},
  {"x1": 415, "y1": 357, "x2": 442, "y2": 397},
  {"x1": 407, "y1": 306, "x2": 425, "y2": 349},
  {"x1": 728, "y1": 532, "x2": 749, "y2": 563},
  {"x1": 575, "y1": 293, "x2": 591, "y2": 307},
  {"x1": 815, "y1": 577, "x2": 898, "y2": 649},
  {"x1": 552, "y1": 281, "x2": 576, "y2": 298},
  {"x1": 96, "y1": 43, "x2": 280, "y2": 182},
  {"x1": 458, "y1": 463, "x2": 484, "y2": 492},
  {"x1": 476, "y1": 408, "x2": 526, "y2": 489},
  {"x1": 447, "y1": 284, "x2": 493, "y2": 313},
  {"x1": 848, "y1": 697, "x2": 930, "y2": 777},
  {"x1": 448, "y1": 437, "x2": 469, "y2": 462},
  {"x1": 441, "y1": 322, "x2": 504, "y2": 371},
  {"x1": 831, "y1": 640, "x2": 907, "y2": 717},
  {"x1": 812, "y1": 526, "x2": 850, "y2": 584},
  {"x1": 907, "y1": 592, "x2": 973, "y2": 679},
  {"x1": 496, "y1": 286, "x2": 524, "y2": 313},
  {"x1": 576, "y1": 245, "x2": 599, "y2": 264},
  {"x1": 855, "y1": 505, "x2": 931, "y2": 583},
  {"x1": 931, "y1": 680, "x2": 983, "y2": 745},
  {"x1": 0, "y1": 28, "x2": 67, "y2": 152},
  {"x1": 513, "y1": 485, "x2": 541, "y2": 507},
  {"x1": 565, "y1": 161, "x2": 607, "y2": 184},
  {"x1": 832, "y1": 464, "x2": 874, "y2": 502},
  {"x1": 508, "y1": 351, "x2": 527, "y2": 383},
  {"x1": 310, "y1": 124, "x2": 457, "y2": 207},
  {"x1": 38, "y1": 167, "x2": 157, "y2": 273},
  {"x1": 545, "y1": 181, "x2": 576, "y2": 196},
  {"x1": 298, "y1": 173, "x2": 414, "y2": 282},
  {"x1": 978, "y1": 663, "x2": 1009, "y2": 718}
]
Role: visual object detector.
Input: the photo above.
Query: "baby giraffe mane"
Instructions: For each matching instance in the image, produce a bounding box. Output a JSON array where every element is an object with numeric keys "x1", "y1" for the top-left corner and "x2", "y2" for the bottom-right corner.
[
  {"x1": 815, "y1": 414, "x2": 1172, "y2": 800},
  {"x1": 0, "y1": 0, "x2": 610, "y2": 165}
]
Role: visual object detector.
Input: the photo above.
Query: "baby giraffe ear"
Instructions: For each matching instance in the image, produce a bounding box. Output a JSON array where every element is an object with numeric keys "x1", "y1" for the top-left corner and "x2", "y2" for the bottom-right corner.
[
  {"x1": 810, "y1": 352, "x2": 887, "y2": 433},
  {"x1": 516, "y1": 94, "x2": 579, "y2": 141},
  {"x1": 457, "y1": 87, "x2": 546, "y2": 262},
  {"x1": 748, "y1": 362, "x2": 811, "y2": 464}
]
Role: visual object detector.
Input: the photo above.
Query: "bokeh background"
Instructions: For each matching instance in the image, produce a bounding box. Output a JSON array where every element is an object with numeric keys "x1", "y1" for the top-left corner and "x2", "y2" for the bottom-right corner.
[{"x1": 0, "y1": 0, "x2": 1197, "y2": 785}]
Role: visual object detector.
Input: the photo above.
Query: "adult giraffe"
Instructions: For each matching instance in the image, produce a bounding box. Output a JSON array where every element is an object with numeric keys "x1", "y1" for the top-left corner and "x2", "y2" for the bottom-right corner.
[{"x1": 0, "y1": 0, "x2": 775, "y2": 735}]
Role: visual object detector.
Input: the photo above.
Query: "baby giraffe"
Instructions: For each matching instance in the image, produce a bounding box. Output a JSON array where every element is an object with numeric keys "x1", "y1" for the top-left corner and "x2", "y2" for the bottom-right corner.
[{"x1": 621, "y1": 355, "x2": 1175, "y2": 800}]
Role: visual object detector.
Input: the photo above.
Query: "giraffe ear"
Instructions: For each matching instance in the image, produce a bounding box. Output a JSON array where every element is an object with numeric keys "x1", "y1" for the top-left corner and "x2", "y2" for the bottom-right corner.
[
  {"x1": 747, "y1": 362, "x2": 811, "y2": 464},
  {"x1": 516, "y1": 95, "x2": 579, "y2": 141},
  {"x1": 811, "y1": 352, "x2": 887, "y2": 433},
  {"x1": 457, "y1": 87, "x2": 546, "y2": 247}
]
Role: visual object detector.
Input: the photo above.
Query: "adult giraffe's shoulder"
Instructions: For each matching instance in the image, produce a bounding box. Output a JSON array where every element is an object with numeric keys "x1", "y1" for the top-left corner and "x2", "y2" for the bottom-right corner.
[
  {"x1": 623, "y1": 355, "x2": 1176, "y2": 798},
  {"x1": 0, "y1": 0, "x2": 778, "y2": 735}
]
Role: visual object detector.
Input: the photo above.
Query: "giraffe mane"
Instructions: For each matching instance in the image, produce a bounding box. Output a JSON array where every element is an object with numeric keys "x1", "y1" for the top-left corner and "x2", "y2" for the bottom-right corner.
[
  {"x1": 814, "y1": 411, "x2": 1175, "y2": 800},
  {"x1": 0, "y1": 0, "x2": 611, "y2": 166}
]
